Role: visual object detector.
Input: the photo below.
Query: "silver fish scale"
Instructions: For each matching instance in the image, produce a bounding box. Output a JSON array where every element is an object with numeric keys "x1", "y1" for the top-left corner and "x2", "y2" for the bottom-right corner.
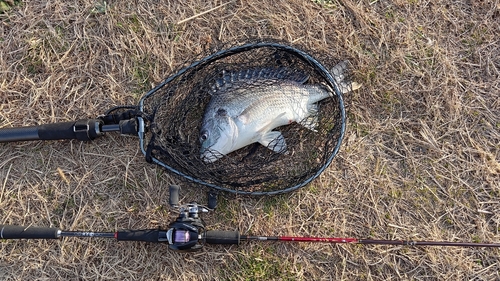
[
  {"x1": 203, "y1": 80, "x2": 329, "y2": 128},
  {"x1": 204, "y1": 67, "x2": 329, "y2": 121},
  {"x1": 210, "y1": 68, "x2": 309, "y2": 94}
]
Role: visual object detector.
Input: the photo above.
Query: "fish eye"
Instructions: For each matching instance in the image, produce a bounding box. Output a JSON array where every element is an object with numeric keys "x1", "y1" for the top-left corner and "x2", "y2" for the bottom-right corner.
[{"x1": 200, "y1": 132, "x2": 209, "y2": 141}]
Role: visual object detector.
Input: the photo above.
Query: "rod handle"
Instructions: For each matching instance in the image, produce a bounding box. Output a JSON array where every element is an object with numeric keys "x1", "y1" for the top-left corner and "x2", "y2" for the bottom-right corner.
[
  {"x1": 115, "y1": 229, "x2": 167, "y2": 243},
  {"x1": 205, "y1": 230, "x2": 240, "y2": 245},
  {"x1": 0, "y1": 119, "x2": 104, "y2": 143},
  {"x1": 0, "y1": 225, "x2": 60, "y2": 239}
]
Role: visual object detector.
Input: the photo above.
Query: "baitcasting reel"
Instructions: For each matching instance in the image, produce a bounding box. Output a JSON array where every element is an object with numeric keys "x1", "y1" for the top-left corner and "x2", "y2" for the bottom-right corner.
[
  {"x1": 165, "y1": 184, "x2": 210, "y2": 252},
  {"x1": 166, "y1": 203, "x2": 209, "y2": 251},
  {"x1": 164, "y1": 184, "x2": 239, "y2": 252},
  {"x1": 143, "y1": 184, "x2": 239, "y2": 252}
]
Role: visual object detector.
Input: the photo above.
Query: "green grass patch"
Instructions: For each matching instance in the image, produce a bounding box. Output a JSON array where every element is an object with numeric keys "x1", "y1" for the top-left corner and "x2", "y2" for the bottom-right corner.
[
  {"x1": 221, "y1": 247, "x2": 298, "y2": 281},
  {"x1": 262, "y1": 194, "x2": 291, "y2": 217},
  {"x1": 0, "y1": 0, "x2": 20, "y2": 13}
]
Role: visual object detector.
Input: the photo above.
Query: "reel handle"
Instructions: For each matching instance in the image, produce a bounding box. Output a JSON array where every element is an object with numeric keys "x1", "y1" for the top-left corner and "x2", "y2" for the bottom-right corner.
[{"x1": 169, "y1": 185, "x2": 180, "y2": 207}]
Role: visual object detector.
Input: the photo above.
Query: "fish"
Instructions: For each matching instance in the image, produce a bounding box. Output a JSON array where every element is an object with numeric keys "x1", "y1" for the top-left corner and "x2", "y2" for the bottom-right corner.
[{"x1": 199, "y1": 61, "x2": 360, "y2": 163}]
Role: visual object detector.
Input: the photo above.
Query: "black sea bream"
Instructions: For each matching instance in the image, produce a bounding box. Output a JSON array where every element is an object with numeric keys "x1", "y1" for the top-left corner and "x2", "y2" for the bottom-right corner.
[{"x1": 199, "y1": 62, "x2": 358, "y2": 163}]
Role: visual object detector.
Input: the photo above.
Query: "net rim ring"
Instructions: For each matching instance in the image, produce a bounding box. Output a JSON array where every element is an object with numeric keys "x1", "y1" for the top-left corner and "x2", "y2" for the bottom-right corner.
[{"x1": 137, "y1": 42, "x2": 346, "y2": 196}]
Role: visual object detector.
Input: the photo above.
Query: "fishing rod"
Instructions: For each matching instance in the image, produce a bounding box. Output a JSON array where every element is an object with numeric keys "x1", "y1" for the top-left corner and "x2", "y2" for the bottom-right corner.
[
  {"x1": 2, "y1": 185, "x2": 500, "y2": 251},
  {"x1": 3, "y1": 225, "x2": 500, "y2": 250}
]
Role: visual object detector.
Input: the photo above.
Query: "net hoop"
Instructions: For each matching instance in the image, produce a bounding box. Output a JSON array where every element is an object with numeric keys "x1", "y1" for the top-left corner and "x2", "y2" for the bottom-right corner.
[{"x1": 137, "y1": 42, "x2": 346, "y2": 196}]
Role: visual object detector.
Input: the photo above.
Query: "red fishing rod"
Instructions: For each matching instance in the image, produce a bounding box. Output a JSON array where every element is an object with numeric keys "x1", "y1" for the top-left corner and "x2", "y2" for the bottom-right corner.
[
  {"x1": 3, "y1": 223, "x2": 500, "y2": 250},
  {"x1": 3, "y1": 186, "x2": 500, "y2": 251},
  {"x1": 238, "y1": 235, "x2": 500, "y2": 248}
]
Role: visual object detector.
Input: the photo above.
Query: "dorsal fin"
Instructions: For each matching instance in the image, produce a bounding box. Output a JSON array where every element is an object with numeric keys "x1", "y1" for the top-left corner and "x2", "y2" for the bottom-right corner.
[{"x1": 210, "y1": 67, "x2": 309, "y2": 94}]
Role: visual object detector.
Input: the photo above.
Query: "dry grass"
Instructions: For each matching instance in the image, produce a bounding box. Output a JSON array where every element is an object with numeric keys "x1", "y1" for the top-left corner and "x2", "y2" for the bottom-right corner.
[{"x1": 1, "y1": 0, "x2": 499, "y2": 280}]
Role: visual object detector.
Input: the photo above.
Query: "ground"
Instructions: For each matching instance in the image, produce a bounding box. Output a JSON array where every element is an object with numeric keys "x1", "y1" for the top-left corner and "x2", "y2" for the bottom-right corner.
[{"x1": 0, "y1": 0, "x2": 499, "y2": 280}]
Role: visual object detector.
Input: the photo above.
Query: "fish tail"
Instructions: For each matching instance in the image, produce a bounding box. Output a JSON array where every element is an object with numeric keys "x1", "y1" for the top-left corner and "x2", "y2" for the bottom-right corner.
[{"x1": 331, "y1": 61, "x2": 362, "y2": 94}]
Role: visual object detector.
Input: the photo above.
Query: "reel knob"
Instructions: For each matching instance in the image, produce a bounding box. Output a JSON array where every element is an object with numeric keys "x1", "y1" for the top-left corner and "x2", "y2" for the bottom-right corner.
[{"x1": 169, "y1": 185, "x2": 180, "y2": 207}]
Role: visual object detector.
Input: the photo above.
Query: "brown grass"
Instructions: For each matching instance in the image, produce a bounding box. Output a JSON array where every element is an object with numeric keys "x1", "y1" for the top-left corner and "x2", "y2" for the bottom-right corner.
[{"x1": 1, "y1": 0, "x2": 499, "y2": 280}]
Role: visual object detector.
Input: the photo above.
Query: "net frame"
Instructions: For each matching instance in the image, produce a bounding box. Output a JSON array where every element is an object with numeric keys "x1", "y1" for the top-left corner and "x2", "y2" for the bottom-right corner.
[{"x1": 137, "y1": 42, "x2": 346, "y2": 195}]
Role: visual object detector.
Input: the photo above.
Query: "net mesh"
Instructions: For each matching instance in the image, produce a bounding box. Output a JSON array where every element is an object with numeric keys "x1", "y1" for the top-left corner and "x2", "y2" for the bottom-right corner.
[{"x1": 139, "y1": 42, "x2": 349, "y2": 195}]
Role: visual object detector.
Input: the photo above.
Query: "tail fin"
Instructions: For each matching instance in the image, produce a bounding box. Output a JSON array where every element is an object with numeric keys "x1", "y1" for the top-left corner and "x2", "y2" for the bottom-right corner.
[{"x1": 331, "y1": 61, "x2": 362, "y2": 94}]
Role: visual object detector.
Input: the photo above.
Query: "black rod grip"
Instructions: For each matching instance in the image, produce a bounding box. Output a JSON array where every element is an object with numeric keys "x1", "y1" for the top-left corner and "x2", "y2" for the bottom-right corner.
[
  {"x1": 38, "y1": 122, "x2": 83, "y2": 140},
  {"x1": 0, "y1": 225, "x2": 60, "y2": 239},
  {"x1": 0, "y1": 126, "x2": 40, "y2": 142},
  {"x1": 115, "y1": 229, "x2": 163, "y2": 243},
  {"x1": 0, "y1": 119, "x2": 103, "y2": 142},
  {"x1": 205, "y1": 231, "x2": 240, "y2": 245}
]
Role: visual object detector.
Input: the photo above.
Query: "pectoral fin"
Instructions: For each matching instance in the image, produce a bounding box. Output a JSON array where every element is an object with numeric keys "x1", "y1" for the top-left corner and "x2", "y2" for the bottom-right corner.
[{"x1": 259, "y1": 131, "x2": 287, "y2": 153}]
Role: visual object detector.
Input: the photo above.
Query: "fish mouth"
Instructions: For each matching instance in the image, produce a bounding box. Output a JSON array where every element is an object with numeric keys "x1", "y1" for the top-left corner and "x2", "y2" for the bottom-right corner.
[{"x1": 201, "y1": 149, "x2": 224, "y2": 163}]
